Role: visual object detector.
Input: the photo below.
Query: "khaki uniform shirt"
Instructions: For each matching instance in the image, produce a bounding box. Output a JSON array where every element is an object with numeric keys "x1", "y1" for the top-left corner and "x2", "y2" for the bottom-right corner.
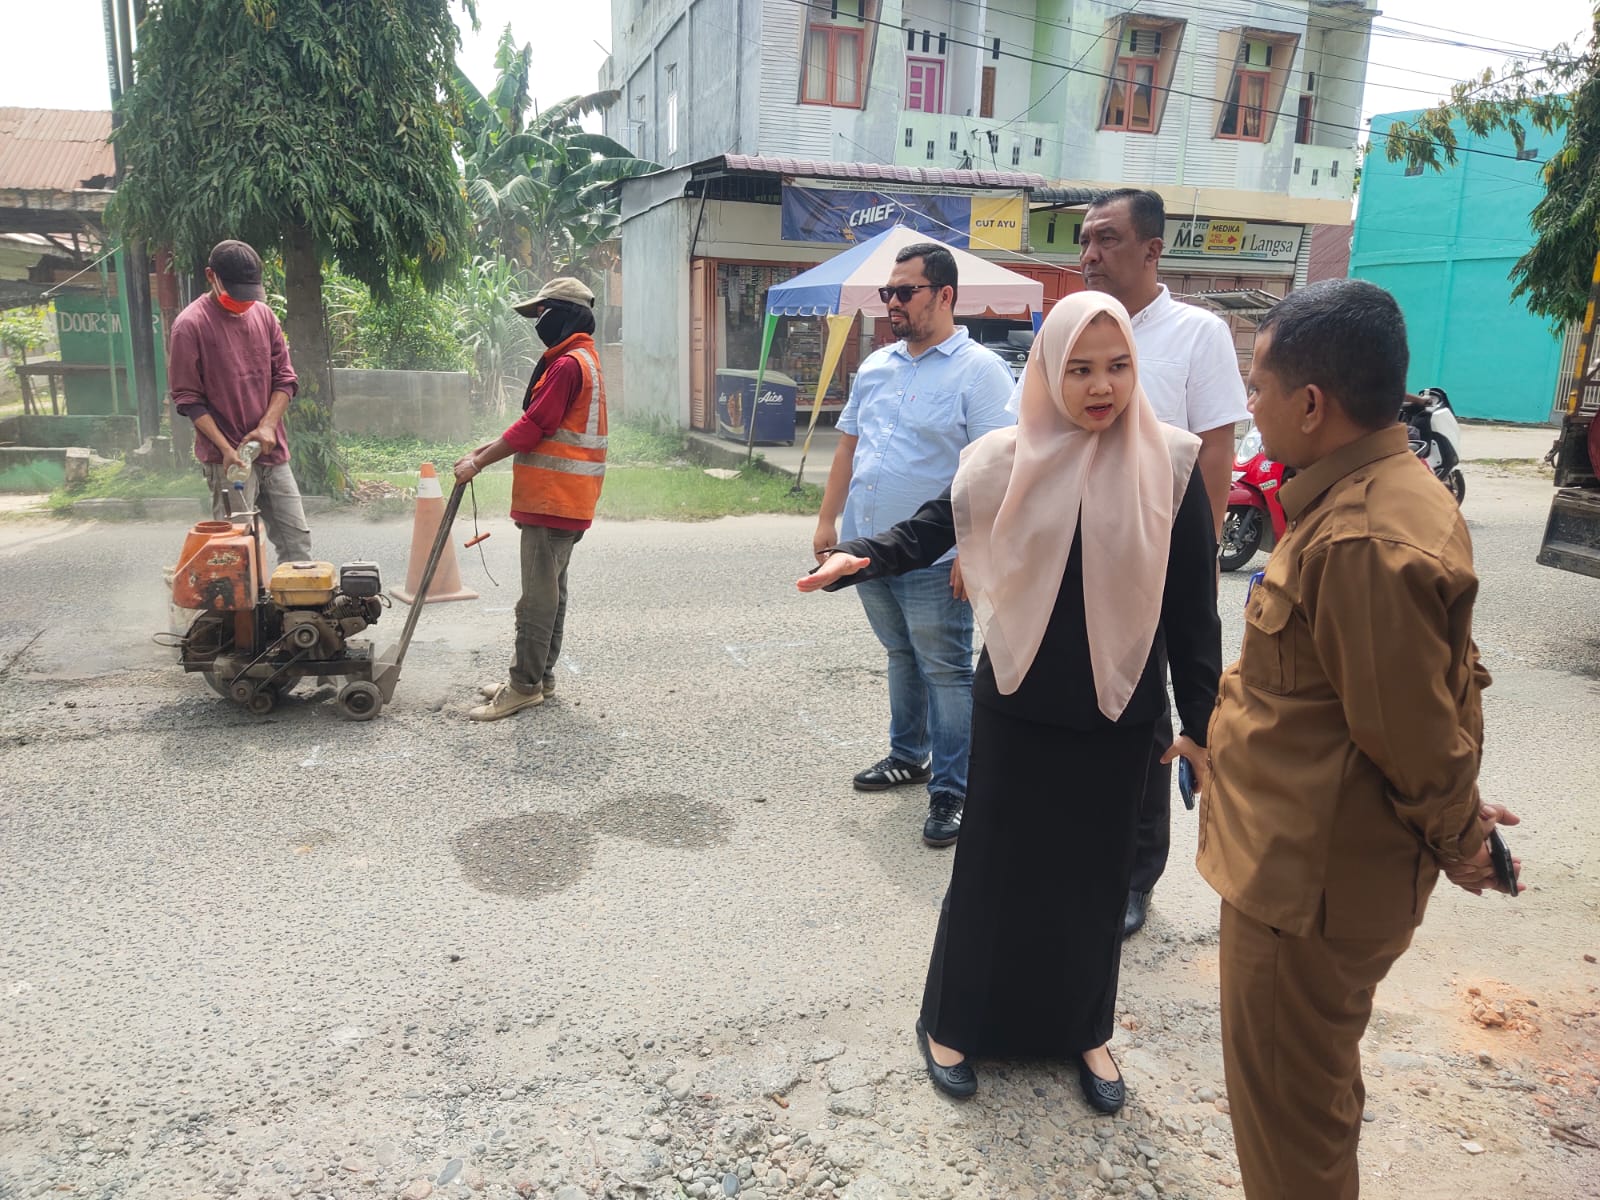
[{"x1": 1200, "y1": 425, "x2": 1488, "y2": 939}]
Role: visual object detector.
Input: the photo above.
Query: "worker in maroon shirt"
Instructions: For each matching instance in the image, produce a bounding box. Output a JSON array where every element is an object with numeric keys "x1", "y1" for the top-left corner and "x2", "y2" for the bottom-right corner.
[
  {"x1": 169, "y1": 240, "x2": 311, "y2": 562},
  {"x1": 453, "y1": 278, "x2": 607, "y2": 721}
]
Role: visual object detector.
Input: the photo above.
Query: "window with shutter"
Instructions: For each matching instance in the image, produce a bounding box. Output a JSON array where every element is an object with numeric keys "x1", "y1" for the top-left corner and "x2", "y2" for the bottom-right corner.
[
  {"x1": 1099, "y1": 19, "x2": 1184, "y2": 134},
  {"x1": 1216, "y1": 29, "x2": 1298, "y2": 143}
]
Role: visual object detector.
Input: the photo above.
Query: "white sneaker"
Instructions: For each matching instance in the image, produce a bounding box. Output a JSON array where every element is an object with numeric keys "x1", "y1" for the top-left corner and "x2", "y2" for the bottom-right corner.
[{"x1": 468, "y1": 683, "x2": 545, "y2": 721}]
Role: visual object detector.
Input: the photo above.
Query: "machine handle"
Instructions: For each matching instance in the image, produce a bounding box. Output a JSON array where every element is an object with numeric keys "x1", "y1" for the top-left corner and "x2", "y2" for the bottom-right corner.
[
  {"x1": 464, "y1": 532, "x2": 491, "y2": 548},
  {"x1": 387, "y1": 480, "x2": 468, "y2": 673}
]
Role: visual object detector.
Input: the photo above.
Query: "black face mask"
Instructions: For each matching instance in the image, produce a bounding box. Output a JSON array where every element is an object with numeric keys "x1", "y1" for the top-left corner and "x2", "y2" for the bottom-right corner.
[
  {"x1": 535, "y1": 308, "x2": 566, "y2": 348},
  {"x1": 523, "y1": 299, "x2": 600, "y2": 409},
  {"x1": 533, "y1": 299, "x2": 596, "y2": 349}
]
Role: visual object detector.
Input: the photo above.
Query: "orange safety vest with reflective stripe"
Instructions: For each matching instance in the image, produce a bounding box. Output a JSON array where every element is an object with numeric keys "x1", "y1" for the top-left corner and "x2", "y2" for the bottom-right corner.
[{"x1": 510, "y1": 334, "x2": 607, "y2": 522}]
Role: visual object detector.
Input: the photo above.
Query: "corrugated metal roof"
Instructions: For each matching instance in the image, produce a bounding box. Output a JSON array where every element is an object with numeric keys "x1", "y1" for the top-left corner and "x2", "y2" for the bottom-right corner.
[
  {"x1": 710, "y1": 154, "x2": 1050, "y2": 191},
  {"x1": 1306, "y1": 223, "x2": 1353, "y2": 285},
  {"x1": 0, "y1": 109, "x2": 115, "y2": 193}
]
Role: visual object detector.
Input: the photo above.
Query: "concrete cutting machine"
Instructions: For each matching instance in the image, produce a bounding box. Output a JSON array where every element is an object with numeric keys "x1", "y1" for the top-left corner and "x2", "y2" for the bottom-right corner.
[{"x1": 164, "y1": 482, "x2": 469, "y2": 720}]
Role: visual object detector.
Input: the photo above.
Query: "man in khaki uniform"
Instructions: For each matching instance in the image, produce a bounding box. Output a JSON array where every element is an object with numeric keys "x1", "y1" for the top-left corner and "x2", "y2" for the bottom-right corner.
[{"x1": 1198, "y1": 279, "x2": 1524, "y2": 1199}]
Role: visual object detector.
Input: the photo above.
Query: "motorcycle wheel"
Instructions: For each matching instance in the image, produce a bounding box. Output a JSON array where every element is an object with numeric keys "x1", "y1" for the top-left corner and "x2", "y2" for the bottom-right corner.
[
  {"x1": 1220, "y1": 506, "x2": 1264, "y2": 573},
  {"x1": 1447, "y1": 469, "x2": 1465, "y2": 504}
]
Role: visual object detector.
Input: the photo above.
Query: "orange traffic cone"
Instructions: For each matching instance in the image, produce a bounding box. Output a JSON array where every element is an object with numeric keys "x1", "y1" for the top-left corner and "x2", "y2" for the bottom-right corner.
[{"x1": 391, "y1": 462, "x2": 480, "y2": 605}]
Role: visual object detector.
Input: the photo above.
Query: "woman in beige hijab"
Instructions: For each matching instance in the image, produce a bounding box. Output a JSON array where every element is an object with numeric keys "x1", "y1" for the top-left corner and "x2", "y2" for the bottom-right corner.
[{"x1": 800, "y1": 291, "x2": 1221, "y2": 1110}]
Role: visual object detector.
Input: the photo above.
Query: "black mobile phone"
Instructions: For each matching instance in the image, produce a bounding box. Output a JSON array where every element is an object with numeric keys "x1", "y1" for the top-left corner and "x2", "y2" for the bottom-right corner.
[
  {"x1": 1178, "y1": 758, "x2": 1197, "y2": 811},
  {"x1": 1487, "y1": 828, "x2": 1519, "y2": 898}
]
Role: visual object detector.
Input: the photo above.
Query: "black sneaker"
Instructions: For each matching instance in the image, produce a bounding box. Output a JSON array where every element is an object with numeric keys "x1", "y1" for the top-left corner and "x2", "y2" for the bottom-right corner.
[
  {"x1": 853, "y1": 755, "x2": 932, "y2": 792},
  {"x1": 922, "y1": 793, "x2": 964, "y2": 847}
]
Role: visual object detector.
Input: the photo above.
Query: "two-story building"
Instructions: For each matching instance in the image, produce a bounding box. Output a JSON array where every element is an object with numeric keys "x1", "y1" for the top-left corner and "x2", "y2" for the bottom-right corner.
[{"x1": 601, "y1": 0, "x2": 1374, "y2": 429}]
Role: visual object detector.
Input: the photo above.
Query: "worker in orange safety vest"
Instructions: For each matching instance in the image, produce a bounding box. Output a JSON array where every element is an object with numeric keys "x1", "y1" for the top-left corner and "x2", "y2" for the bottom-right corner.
[{"x1": 454, "y1": 276, "x2": 607, "y2": 721}]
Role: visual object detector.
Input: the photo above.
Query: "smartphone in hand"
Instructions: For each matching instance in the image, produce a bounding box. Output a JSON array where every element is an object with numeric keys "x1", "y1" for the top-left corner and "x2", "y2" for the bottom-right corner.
[
  {"x1": 1486, "y1": 828, "x2": 1519, "y2": 897},
  {"x1": 1178, "y1": 758, "x2": 1197, "y2": 811}
]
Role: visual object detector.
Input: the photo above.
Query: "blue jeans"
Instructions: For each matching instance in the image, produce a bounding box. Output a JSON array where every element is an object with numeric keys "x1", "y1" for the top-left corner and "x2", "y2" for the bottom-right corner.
[{"x1": 856, "y1": 564, "x2": 974, "y2": 801}]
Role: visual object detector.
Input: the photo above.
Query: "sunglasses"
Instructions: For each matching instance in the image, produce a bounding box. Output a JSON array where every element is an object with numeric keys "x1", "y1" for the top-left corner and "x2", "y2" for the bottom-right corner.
[{"x1": 878, "y1": 284, "x2": 937, "y2": 304}]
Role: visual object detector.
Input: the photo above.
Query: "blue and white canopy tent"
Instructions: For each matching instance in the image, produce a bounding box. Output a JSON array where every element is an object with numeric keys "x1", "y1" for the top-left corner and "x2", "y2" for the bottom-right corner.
[{"x1": 743, "y1": 225, "x2": 1046, "y2": 483}]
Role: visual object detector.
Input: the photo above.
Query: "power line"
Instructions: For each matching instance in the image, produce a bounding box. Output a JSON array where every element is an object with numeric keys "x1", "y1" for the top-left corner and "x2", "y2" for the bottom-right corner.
[
  {"x1": 775, "y1": 0, "x2": 1561, "y2": 166},
  {"x1": 621, "y1": 0, "x2": 1562, "y2": 181},
  {"x1": 990, "y1": 0, "x2": 1140, "y2": 140},
  {"x1": 888, "y1": 0, "x2": 1558, "y2": 130},
  {"x1": 934, "y1": 0, "x2": 1574, "y2": 83}
]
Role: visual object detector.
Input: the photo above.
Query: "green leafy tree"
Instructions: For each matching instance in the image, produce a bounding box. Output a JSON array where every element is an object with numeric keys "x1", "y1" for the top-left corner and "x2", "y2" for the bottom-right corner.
[
  {"x1": 0, "y1": 306, "x2": 52, "y2": 383},
  {"x1": 325, "y1": 273, "x2": 469, "y2": 374},
  {"x1": 1382, "y1": 8, "x2": 1598, "y2": 323},
  {"x1": 456, "y1": 26, "x2": 659, "y2": 286},
  {"x1": 108, "y1": 0, "x2": 476, "y2": 493}
]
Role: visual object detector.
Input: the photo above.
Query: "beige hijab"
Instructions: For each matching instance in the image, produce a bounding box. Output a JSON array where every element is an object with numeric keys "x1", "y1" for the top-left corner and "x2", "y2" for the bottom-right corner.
[{"x1": 952, "y1": 291, "x2": 1200, "y2": 719}]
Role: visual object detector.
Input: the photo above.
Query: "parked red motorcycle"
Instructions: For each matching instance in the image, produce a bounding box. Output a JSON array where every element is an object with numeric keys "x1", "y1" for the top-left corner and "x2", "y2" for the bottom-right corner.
[{"x1": 1220, "y1": 422, "x2": 1290, "y2": 573}]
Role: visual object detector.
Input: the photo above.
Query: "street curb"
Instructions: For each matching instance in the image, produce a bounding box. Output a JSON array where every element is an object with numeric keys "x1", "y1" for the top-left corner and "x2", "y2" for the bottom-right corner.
[
  {"x1": 53, "y1": 494, "x2": 342, "y2": 521},
  {"x1": 683, "y1": 433, "x2": 791, "y2": 478}
]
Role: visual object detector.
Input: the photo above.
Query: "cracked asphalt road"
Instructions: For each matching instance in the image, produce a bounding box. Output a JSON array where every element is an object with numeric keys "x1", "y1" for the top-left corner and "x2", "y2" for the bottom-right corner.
[{"x1": 1, "y1": 461, "x2": 1597, "y2": 1200}]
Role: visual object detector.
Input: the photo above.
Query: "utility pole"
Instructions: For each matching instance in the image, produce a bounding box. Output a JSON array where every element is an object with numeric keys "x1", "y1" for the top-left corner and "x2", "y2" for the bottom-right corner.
[{"x1": 102, "y1": 0, "x2": 162, "y2": 445}]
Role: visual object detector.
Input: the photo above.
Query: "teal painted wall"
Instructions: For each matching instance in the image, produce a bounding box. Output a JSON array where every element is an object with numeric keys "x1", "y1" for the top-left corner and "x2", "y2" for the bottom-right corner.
[{"x1": 1351, "y1": 111, "x2": 1564, "y2": 425}]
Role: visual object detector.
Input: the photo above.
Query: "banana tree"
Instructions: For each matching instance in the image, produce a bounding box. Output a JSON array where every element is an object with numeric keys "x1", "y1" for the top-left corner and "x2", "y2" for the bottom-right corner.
[
  {"x1": 449, "y1": 254, "x2": 542, "y2": 414},
  {"x1": 455, "y1": 27, "x2": 659, "y2": 285}
]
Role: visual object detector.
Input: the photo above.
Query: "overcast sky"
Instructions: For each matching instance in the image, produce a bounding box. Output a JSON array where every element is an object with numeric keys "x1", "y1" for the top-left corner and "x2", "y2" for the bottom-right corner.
[{"x1": 0, "y1": 0, "x2": 1590, "y2": 143}]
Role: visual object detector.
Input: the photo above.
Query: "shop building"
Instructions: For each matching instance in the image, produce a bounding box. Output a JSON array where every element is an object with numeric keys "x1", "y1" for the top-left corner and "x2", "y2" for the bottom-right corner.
[
  {"x1": 616, "y1": 154, "x2": 1086, "y2": 433},
  {"x1": 603, "y1": 0, "x2": 1373, "y2": 421}
]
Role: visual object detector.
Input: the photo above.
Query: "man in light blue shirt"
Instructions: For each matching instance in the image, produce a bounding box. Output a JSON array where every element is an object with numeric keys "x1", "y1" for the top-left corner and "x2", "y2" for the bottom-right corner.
[{"x1": 813, "y1": 241, "x2": 1017, "y2": 848}]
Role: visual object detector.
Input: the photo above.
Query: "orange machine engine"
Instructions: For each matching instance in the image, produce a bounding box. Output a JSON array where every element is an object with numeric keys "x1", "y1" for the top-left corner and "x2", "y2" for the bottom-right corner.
[{"x1": 171, "y1": 519, "x2": 264, "y2": 652}]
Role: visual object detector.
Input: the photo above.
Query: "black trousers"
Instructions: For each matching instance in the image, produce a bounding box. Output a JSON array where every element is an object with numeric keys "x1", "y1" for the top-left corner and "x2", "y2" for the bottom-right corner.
[{"x1": 1127, "y1": 697, "x2": 1174, "y2": 895}]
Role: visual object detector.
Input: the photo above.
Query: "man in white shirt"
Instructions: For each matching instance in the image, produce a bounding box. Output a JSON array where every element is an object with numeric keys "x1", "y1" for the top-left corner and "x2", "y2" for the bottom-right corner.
[{"x1": 1077, "y1": 188, "x2": 1250, "y2": 938}]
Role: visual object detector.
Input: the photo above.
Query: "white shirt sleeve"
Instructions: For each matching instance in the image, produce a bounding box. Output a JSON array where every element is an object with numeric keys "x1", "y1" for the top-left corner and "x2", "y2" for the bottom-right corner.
[{"x1": 1185, "y1": 317, "x2": 1251, "y2": 434}]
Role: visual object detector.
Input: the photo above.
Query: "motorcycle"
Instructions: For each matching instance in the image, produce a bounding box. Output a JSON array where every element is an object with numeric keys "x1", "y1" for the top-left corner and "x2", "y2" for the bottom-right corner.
[
  {"x1": 1400, "y1": 386, "x2": 1465, "y2": 503},
  {"x1": 1220, "y1": 422, "x2": 1291, "y2": 573}
]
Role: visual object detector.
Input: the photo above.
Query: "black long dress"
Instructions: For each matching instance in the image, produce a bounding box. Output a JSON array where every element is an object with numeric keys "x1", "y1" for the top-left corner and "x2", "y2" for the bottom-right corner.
[{"x1": 830, "y1": 465, "x2": 1221, "y2": 1058}]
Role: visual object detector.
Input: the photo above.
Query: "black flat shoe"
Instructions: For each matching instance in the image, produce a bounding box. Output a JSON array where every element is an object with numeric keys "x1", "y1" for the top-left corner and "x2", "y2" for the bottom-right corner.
[
  {"x1": 915, "y1": 1019, "x2": 977, "y2": 1099},
  {"x1": 1121, "y1": 889, "x2": 1151, "y2": 940},
  {"x1": 1078, "y1": 1051, "x2": 1126, "y2": 1114}
]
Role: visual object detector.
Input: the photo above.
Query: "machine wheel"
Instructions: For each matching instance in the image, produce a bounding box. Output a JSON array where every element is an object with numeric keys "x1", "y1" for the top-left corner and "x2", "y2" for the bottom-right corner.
[
  {"x1": 1447, "y1": 469, "x2": 1466, "y2": 504},
  {"x1": 337, "y1": 680, "x2": 383, "y2": 722},
  {"x1": 247, "y1": 689, "x2": 276, "y2": 715},
  {"x1": 1219, "y1": 506, "x2": 1264, "y2": 573}
]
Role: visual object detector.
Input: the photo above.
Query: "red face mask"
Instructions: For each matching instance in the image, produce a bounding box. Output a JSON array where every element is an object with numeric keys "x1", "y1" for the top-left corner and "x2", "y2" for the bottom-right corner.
[{"x1": 215, "y1": 289, "x2": 255, "y2": 315}]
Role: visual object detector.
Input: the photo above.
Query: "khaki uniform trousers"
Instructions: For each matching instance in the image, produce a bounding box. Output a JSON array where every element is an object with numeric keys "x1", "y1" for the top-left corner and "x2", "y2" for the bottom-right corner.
[{"x1": 1219, "y1": 900, "x2": 1414, "y2": 1200}]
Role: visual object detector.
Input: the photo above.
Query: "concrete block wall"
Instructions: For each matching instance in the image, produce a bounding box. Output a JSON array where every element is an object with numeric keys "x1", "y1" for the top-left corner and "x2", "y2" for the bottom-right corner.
[
  {"x1": 0, "y1": 446, "x2": 90, "y2": 492},
  {"x1": 599, "y1": 343, "x2": 625, "y2": 420},
  {"x1": 331, "y1": 369, "x2": 472, "y2": 441},
  {"x1": 0, "y1": 415, "x2": 140, "y2": 455}
]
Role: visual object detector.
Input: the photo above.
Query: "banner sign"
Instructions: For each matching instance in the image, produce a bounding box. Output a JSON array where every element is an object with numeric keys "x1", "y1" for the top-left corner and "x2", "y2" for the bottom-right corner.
[
  {"x1": 780, "y1": 182, "x2": 1024, "y2": 250},
  {"x1": 1169, "y1": 218, "x2": 1301, "y2": 262},
  {"x1": 1028, "y1": 211, "x2": 1302, "y2": 264}
]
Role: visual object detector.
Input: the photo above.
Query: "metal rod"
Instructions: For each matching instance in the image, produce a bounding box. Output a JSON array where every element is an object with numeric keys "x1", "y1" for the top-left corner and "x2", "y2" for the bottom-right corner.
[{"x1": 388, "y1": 481, "x2": 468, "y2": 672}]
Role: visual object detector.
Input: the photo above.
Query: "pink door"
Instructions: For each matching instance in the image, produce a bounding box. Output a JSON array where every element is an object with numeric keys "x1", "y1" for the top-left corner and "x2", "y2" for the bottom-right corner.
[{"x1": 905, "y1": 57, "x2": 945, "y2": 114}]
